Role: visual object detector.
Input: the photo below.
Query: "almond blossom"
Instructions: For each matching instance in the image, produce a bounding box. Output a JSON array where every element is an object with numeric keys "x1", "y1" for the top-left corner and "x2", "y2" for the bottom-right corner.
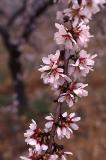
[
  {"x1": 57, "y1": 0, "x2": 106, "y2": 25},
  {"x1": 54, "y1": 23, "x2": 74, "y2": 50},
  {"x1": 39, "y1": 50, "x2": 66, "y2": 88},
  {"x1": 20, "y1": 0, "x2": 104, "y2": 159},
  {"x1": 68, "y1": 50, "x2": 97, "y2": 79},
  {"x1": 24, "y1": 120, "x2": 48, "y2": 154},
  {"x1": 54, "y1": 22, "x2": 91, "y2": 50},
  {"x1": 20, "y1": 146, "x2": 72, "y2": 160},
  {"x1": 57, "y1": 5, "x2": 90, "y2": 25},
  {"x1": 85, "y1": 0, "x2": 106, "y2": 15},
  {"x1": 58, "y1": 82, "x2": 88, "y2": 107},
  {"x1": 45, "y1": 112, "x2": 80, "y2": 139}
]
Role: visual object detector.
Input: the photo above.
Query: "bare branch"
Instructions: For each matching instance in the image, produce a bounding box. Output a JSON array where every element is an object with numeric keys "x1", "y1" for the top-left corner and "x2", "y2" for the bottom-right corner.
[
  {"x1": 0, "y1": 26, "x2": 28, "y2": 114},
  {"x1": 22, "y1": 0, "x2": 53, "y2": 41},
  {"x1": 7, "y1": 0, "x2": 28, "y2": 27}
]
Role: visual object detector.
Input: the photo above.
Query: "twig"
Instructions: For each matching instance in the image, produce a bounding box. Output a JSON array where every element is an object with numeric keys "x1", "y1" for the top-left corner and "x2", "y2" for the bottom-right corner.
[
  {"x1": 47, "y1": 49, "x2": 69, "y2": 153},
  {"x1": 48, "y1": 103, "x2": 61, "y2": 153}
]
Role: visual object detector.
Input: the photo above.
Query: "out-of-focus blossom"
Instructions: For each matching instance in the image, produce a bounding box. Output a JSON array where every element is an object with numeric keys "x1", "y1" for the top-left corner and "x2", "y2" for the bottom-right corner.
[
  {"x1": 54, "y1": 0, "x2": 71, "y2": 4},
  {"x1": 85, "y1": 0, "x2": 106, "y2": 15},
  {"x1": 57, "y1": 5, "x2": 90, "y2": 25}
]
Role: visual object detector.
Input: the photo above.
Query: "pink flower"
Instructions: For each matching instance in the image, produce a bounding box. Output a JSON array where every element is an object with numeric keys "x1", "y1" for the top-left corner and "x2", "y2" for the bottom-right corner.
[
  {"x1": 58, "y1": 90, "x2": 75, "y2": 107},
  {"x1": 24, "y1": 120, "x2": 48, "y2": 154},
  {"x1": 73, "y1": 21, "x2": 92, "y2": 48},
  {"x1": 68, "y1": 50, "x2": 97, "y2": 79},
  {"x1": 39, "y1": 50, "x2": 66, "y2": 88},
  {"x1": 85, "y1": 0, "x2": 106, "y2": 15},
  {"x1": 24, "y1": 119, "x2": 37, "y2": 144},
  {"x1": 56, "y1": 0, "x2": 106, "y2": 25},
  {"x1": 54, "y1": 22, "x2": 92, "y2": 50},
  {"x1": 39, "y1": 50, "x2": 60, "y2": 73},
  {"x1": 57, "y1": 4, "x2": 90, "y2": 25},
  {"x1": 45, "y1": 113, "x2": 54, "y2": 131},
  {"x1": 57, "y1": 112, "x2": 81, "y2": 139},
  {"x1": 54, "y1": 23, "x2": 74, "y2": 50},
  {"x1": 58, "y1": 82, "x2": 88, "y2": 107},
  {"x1": 45, "y1": 112, "x2": 80, "y2": 139},
  {"x1": 73, "y1": 82, "x2": 88, "y2": 97}
]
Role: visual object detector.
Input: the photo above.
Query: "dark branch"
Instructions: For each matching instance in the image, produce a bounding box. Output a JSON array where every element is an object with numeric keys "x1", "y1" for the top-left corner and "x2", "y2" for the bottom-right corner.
[
  {"x1": 0, "y1": 26, "x2": 28, "y2": 113},
  {"x1": 22, "y1": 0, "x2": 53, "y2": 41},
  {"x1": 7, "y1": 0, "x2": 27, "y2": 27},
  {"x1": 48, "y1": 103, "x2": 61, "y2": 153}
]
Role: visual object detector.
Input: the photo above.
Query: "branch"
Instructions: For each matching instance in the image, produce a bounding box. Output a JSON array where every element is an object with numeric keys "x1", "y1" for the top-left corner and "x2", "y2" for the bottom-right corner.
[
  {"x1": 47, "y1": 50, "x2": 68, "y2": 153},
  {"x1": 48, "y1": 103, "x2": 61, "y2": 153},
  {"x1": 21, "y1": 0, "x2": 53, "y2": 41},
  {"x1": 0, "y1": 26, "x2": 28, "y2": 114},
  {"x1": 7, "y1": 0, "x2": 27, "y2": 27}
]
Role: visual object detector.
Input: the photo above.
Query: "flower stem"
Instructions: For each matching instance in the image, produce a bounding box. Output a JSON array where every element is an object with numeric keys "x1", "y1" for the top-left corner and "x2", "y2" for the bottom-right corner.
[{"x1": 47, "y1": 102, "x2": 61, "y2": 153}]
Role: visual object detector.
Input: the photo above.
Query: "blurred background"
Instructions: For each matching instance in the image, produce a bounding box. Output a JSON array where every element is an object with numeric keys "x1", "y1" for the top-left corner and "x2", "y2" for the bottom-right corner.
[{"x1": 0, "y1": 0, "x2": 106, "y2": 159}]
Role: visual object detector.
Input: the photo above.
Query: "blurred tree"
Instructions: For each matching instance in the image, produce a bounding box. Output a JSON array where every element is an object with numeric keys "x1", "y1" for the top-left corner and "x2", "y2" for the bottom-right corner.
[{"x1": 0, "y1": 0, "x2": 53, "y2": 114}]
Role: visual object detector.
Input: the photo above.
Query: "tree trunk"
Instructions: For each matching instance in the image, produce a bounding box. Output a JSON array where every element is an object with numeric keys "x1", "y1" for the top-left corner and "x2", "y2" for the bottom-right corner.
[{"x1": 0, "y1": 27, "x2": 28, "y2": 114}]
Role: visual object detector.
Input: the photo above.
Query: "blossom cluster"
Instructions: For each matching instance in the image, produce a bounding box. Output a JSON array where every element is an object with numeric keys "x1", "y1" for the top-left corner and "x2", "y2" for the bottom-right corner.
[
  {"x1": 45, "y1": 112, "x2": 81, "y2": 139},
  {"x1": 20, "y1": 119, "x2": 73, "y2": 160},
  {"x1": 21, "y1": 0, "x2": 105, "y2": 159}
]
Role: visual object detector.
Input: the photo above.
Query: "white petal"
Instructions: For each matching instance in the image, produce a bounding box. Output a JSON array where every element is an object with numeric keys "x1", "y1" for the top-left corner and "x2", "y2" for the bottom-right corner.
[
  {"x1": 66, "y1": 98, "x2": 73, "y2": 107},
  {"x1": 27, "y1": 138, "x2": 36, "y2": 146},
  {"x1": 67, "y1": 127, "x2": 73, "y2": 134},
  {"x1": 38, "y1": 66, "x2": 51, "y2": 72},
  {"x1": 41, "y1": 144, "x2": 48, "y2": 151},
  {"x1": 69, "y1": 113, "x2": 75, "y2": 119},
  {"x1": 20, "y1": 156, "x2": 30, "y2": 160},
  {"x1": 45, "y1": 122, "x2": 53, "y2": 129},
  {"x1": 71, "y1": 123, "x2": 79, "y2": 130},
  {"x1": 42, "y1": 57, "x2": 50, "y2": 64},
  {"x1": 55, "y1": 50, "x2": 60, "y2": 60},
  {"x1": 62, "y1": 127, "x2": 67, "y2": 136},
  {"x1": 64, "y1": 151, "x2": 73, "y2": 155},
  {"x1": 45, "y1": 115, "x2": 53, "y2": 121},
  {"x1": 62, "y1": 112, "x2": 67, "y2": 117},
  {"x1": 72, "y1": 117, "x2": 81, "y2": 122},
  {"x1": 36, "y1": 143, "x2": 41, "y2": 152},
  {"x1": 24, "y1": 129, "x2": 34, "y2": 137},
  {"x1": 57, "y1": 127, "x2": 62, "y2": 138},
  {"x1": 58, "y1": 95, "x2": 65, "y2": 103},
  {"x1": 65, "y1": 129, "x2": 71, "y2": 139}
]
